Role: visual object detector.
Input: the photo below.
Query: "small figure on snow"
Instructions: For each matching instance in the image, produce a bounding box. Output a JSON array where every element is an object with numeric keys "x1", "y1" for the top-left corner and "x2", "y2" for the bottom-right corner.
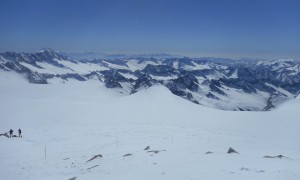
[
  {"x1": 9, "y1": 129, "x2": 13, "y2": 138},
  {"x1": 18, "y1": 129, "x2": 22, "y2": 137}
]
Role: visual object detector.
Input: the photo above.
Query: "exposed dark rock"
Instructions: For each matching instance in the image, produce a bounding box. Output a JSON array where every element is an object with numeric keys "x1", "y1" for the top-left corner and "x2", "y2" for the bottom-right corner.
[
  {"x1": 240, "y1": 167, "x2": 250, "y2": 171},
  {"x1": 172, "y1": 73, "x2": 199, "y2": 92},
  {"x1": 142, "y1": 64, "x2": 176, "y2": 76},
  {"x1": 134, "y1": 74, "x2": 157, "y2": 90},
  {"x1": 262, "y1": 96, "x2": 275, "y2": 111},
  {"x1": 147, "y1": 150, "x2": 166, "y2": 154},
  {"x1": 209, "y1": 83, "x2": 226, "y2": 96},
  {"x1": 26, "y1": 72, "x2": 48, "y2": 84},
  {"x1": 206, "y1": 92, "x2": 219, "y2": 100},
  {"x1": 104, "y1": 77, "x2": 122, "y2": 88},
  {"x1": 86, "y1": 154, "x2": 102, "y2": 162},
  {"x1": 263, "y1": 155, "x2": 286, "y2": 159},
  {"x1": 227, "y1": 147, "x2": 239, "y2": 154},
  {"x1": 86, "y1": 165, "x2": 99, "y2": 170},
  {"x1": 123, "y1": 154, "x2": 132, "y2": 157},
  {"x1": 101, "y1": 70, "x2": 128, "y2": 82},
  {"x1": 58, "y1": 73, "x2": 86, "y2": 81}
]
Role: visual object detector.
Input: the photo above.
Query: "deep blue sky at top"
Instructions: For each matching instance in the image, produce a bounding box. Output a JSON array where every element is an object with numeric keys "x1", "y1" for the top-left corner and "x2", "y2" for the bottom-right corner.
[{"x1": 0, "y1": 0, "x2": 299, "y2": 59}]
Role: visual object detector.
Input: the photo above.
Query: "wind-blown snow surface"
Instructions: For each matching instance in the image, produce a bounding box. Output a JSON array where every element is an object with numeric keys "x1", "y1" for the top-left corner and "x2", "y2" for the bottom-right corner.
[{"x1": 0, "y1": 77, "x2": 300, "y2": 180}]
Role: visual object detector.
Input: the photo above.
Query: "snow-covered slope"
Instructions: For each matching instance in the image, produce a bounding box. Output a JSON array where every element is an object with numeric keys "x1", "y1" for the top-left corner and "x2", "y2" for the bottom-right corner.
[{"x1": 0, "y1": 76, "x2": 299, "y2": 180}]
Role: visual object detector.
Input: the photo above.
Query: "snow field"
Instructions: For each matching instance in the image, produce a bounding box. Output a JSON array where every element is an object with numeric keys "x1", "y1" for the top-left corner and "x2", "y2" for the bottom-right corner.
[{"x1": 0, "y1": 77, "x2": 300, "y2": 180}]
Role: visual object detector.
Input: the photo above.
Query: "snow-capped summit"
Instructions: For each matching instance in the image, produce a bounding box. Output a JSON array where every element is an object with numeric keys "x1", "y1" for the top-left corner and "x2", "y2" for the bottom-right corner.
[
  {"x1": 39, "y1": 47, "x2": 56, "y2": 53},
  {"x1": 35, "y1": 48, "x2": 69, "y2": 61}
]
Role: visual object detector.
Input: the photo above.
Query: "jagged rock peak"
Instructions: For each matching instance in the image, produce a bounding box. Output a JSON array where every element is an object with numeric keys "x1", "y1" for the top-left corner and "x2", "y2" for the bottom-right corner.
[
  {"x1": 39, "y1": 48, "x2": 57, "y2": 54},
  {"x1": 37, "y1": 48, "x2": 70, "y2": 61}
]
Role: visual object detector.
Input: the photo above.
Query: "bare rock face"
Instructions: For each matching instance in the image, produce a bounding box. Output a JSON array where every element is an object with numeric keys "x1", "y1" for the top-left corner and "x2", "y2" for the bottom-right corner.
[
  {"x1": 227, "y1": 147, "x2": 239, "y2": 154},
  {"x1": 123, "y1": 154, "x2": 132, "y2": 157},
  {"x1": 264, "y1": 155, "x2": 286, "y2": 159},
  {"x1": 205, "y1": 151, "x2": 213, "y2": 154},
  {"x1": 86, "y1": 154, "x2": 102, "y2": 162}
]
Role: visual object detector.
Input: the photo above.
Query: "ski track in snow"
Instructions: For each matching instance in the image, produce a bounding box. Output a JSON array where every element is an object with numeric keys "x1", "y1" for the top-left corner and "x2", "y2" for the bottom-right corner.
[{"x1": 0, "y1": 77, "x2": 300, "y2": 180}]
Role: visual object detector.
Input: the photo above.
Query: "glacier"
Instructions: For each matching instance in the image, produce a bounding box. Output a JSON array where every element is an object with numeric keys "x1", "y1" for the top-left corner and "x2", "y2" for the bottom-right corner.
[{"x1": 0, "y1": 74, "x2": 300, "y2": 180}]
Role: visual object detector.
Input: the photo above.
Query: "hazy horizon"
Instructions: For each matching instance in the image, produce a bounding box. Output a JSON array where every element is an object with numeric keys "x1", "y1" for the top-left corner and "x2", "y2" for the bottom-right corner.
[{"x1": 1, "y1": 0, "x2": 299, "y2": 60}]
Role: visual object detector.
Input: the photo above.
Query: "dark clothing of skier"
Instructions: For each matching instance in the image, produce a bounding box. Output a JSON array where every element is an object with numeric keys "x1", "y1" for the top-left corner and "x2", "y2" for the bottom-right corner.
[
  {"x1": 9, "y1": 129, "x2": 13, "y2": 138},
  {"x1": 18, "y1": 129, "x2": 22, "y2": 137}
]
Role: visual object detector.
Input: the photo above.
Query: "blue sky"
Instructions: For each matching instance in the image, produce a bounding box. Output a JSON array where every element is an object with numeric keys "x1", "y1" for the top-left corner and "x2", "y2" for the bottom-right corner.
[{"x1": 0, "y1": 0, "x2": 299, "y2": 59}]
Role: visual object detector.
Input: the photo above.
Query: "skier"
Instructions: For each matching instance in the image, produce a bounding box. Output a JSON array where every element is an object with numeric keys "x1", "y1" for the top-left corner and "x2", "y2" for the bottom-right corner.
[
  {"x1": 9, "y1": 129, "x2": 13, "y2": 138},
  {"x1": 18, "y1": 129, "x2": 22, "y2": 137}
]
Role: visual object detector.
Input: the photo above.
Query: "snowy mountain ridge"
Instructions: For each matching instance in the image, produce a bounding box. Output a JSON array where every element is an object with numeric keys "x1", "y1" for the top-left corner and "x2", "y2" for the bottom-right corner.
[{"x1": 1, "y1": 49, "x2": 300, "y2": 111}]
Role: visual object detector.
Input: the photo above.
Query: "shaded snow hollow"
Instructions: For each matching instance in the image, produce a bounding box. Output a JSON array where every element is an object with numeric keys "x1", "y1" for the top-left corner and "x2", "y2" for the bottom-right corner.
[{"x1": 0, "y1": 77, "x2": 300, "y2": 180}]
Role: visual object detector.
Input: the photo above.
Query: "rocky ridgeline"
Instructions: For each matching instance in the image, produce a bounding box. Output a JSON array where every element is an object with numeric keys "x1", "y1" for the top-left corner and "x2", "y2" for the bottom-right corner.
[{"x1": 1, "y1": 49, "x2": 300, "y2": 111}]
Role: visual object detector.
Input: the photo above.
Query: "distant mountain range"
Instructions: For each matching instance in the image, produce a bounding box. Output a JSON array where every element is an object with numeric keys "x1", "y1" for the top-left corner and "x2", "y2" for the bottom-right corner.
[
  {"x1": 1, "y1": 48, "x2": 300, "y2": 111},
  {"x1": 60, "y1": 51, "x2": 182, "y2": 60}
]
